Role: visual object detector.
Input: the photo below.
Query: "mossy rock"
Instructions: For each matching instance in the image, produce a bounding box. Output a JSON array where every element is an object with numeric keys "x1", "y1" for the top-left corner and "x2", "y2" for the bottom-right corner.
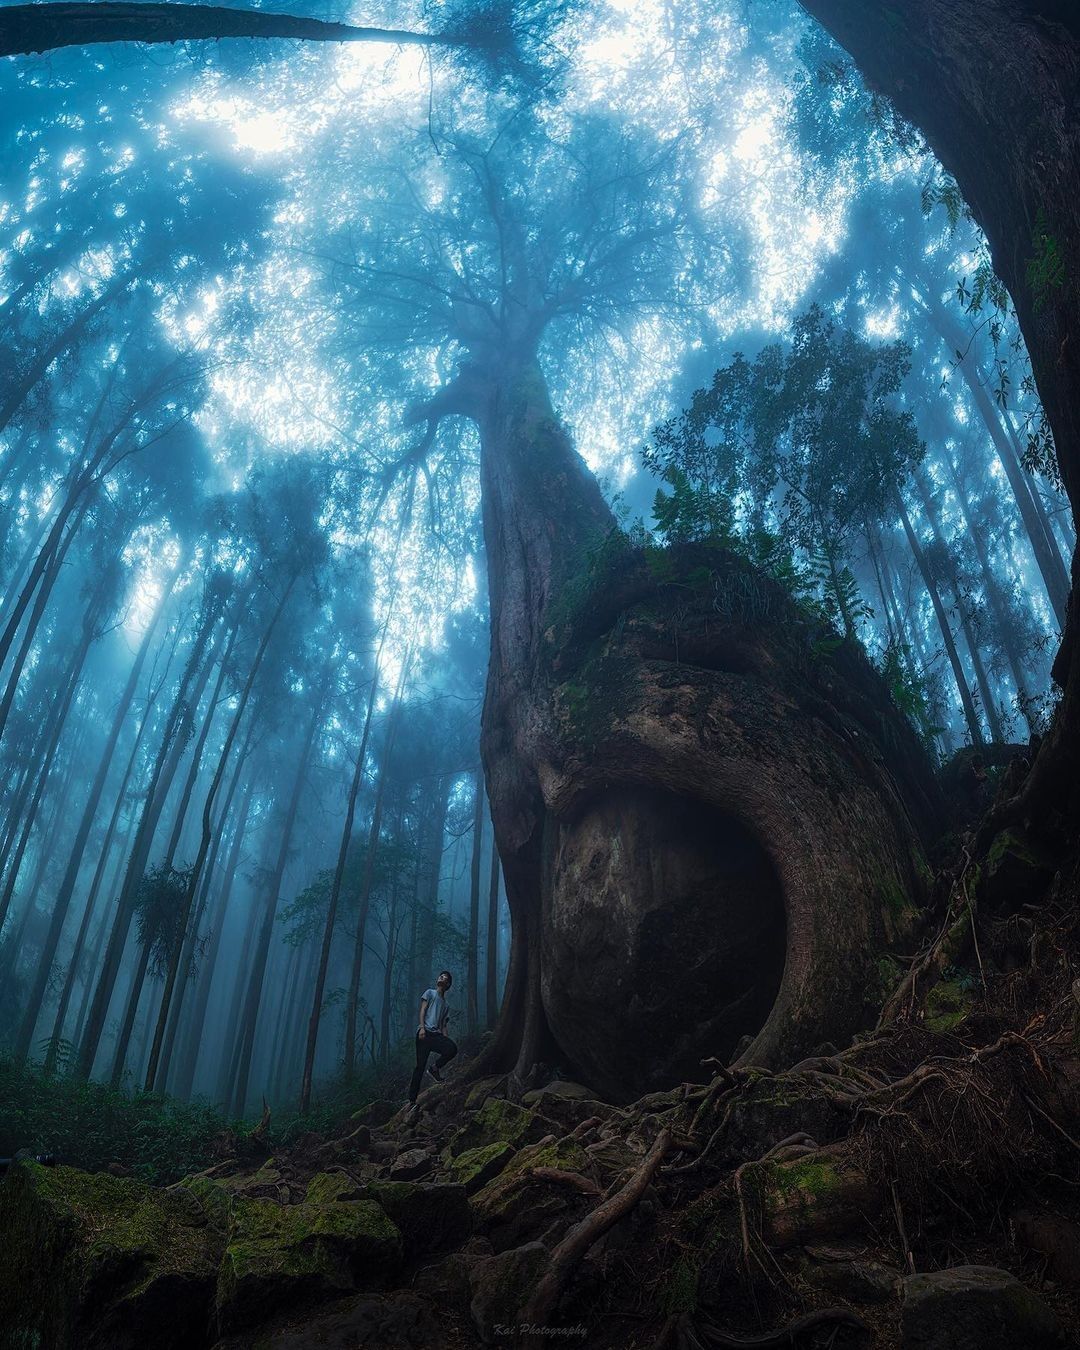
[
  {"x1": 448, "y1": 1142, "x2": 515, "y2": 1194},
  {"x1": 0, "y1": 1160, "x2": 223, "y2": 1350},
  {"x1": 518, "y1": 1086, "x2": 616, "y2": 1130},
  {"x1": 216, "y1": 1191, "x2": 401, "y2": 1332},
  {"x1": 924, "y1": 978, "x2": 973, "y2": 1034},
  {"x1": 471, "y1": 1138, "x2": 591, "y2": 1250},
  {"x1": 303, "y1": 1171, "x2": 363, "y2": 1206},
  {"x1": 468, "y1": 1240, "x2": 549, "y2": 1345},
  {"x1": 365, "y1": 1181, "x2": 472, "y2": 1256},
  {"x1": 349, "y1": 1099, "x2": 399, "y2": 1129},
  {"x1": 464, "y1": 1076, "x2": 510, "y2": 1111},
  {"x1": 447, "y1": 1098, "x2": 550, "y2": 1158},
  {"x1": 901, "y1": 1264, "x2": 1059, "y2": 1349}
]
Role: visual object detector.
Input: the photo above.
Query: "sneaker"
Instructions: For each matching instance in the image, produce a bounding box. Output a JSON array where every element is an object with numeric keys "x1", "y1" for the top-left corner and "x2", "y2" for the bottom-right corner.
[{"x1": 426, "y1": 1063, "x2": 443, "y2": 1083}]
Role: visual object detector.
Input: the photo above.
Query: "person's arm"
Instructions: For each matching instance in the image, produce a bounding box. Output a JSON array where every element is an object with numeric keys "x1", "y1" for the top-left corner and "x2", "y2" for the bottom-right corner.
[{"x1": 417, "y1": 996, "x2": 429, "y2": 1038}]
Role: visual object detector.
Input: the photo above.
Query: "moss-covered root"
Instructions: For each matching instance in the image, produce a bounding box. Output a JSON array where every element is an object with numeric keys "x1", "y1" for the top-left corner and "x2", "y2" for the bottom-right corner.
[
  {"x1": 747, "y1": 1146, "x2": 881, "y2": 1250},
  {"x1": 0, "y1": 1160, "x2": 223, "y2": 1350}
]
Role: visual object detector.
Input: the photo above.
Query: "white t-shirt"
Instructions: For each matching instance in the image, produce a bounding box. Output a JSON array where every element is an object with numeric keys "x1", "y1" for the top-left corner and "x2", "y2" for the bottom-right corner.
[{"x1": 421, "y1": 987, "x2": 448, "y2": 1032}]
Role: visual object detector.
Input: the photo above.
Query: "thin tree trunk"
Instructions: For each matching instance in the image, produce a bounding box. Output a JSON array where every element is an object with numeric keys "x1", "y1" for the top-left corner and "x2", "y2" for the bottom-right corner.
[
  {"x1": 160, "y1": 623, "x2": 237, "y2": 872},
  {"x1": 379, "y1": 865, "x2": 401, "y2": 1065},
  {"x1": 206, "y1": 678, "x2": 317, "y2": 1113},
  {"x1": 486, "y1": 842, "x2": 501, "y2": 1030},
  {"x1": 76, "y1": 593, "x2": 223, "y2": 1079},
  {"x1": 913, "y1": 469, "x2": 1004, "y2": 742},
  {"x1": 0, "y1": 493, "x2": 91, "y2": 743},
  {"x1": 145, "y1": 577, "x2": 296, "y2": 1093},
  {"x1": 0, "y1": 606, "x2": 97, "y2": 931},
  {"x1": 15, "y1": 567, "x2": 177, "y2": 1062},
  {"x1": 70, "y1": 783, "x2": 140, "y2": 1050},
  {"x1": 158, "y1": 721, "x2": 253, "y2": 1096},
  {"x1": 466, "y1": 769, "x2": 484, "y2": 1036},
  {"x1": 217, "y1": 868, "x2": 265, "y2": 1113},
  {"x1": 414, "y1": 775, "x2": 450, "y2": 999},
  {"x1": 109, "y1": 940, "x2": 153, "y2": 1088},
  {"x1": 898, "y1": 495, "x2": 985, "y2": 746},
  {"x1": 299, "y1": 660, "x2": 383, "y2": 1112},
  {"x1": 171, "y1": 770, "x2": 255, "y2": 1101},
  {"x1": 342, "y1": 658, "x2": 409, "y2": 1078}
]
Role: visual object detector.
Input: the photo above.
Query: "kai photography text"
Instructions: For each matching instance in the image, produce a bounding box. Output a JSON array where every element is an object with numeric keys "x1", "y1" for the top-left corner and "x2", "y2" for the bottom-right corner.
[{"x1": 493, "y1": 1325, "x2": 588, "y2": 1340}]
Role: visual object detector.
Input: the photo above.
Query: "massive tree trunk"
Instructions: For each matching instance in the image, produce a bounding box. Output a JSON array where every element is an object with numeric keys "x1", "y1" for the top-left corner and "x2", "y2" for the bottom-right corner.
[
  {"x1": 797, "y1": 0, "x2": 1080, "y2": 834},
  {"x1": 463, "y1": 359, "x2": 938, "y2": 1100}
]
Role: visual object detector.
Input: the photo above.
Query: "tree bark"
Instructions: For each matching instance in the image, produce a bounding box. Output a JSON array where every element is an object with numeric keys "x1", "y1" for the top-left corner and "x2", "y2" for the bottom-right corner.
[
  {"x1": 466, "y1": 769, "x2": 484, "y2": 1036},
  {"x1": 486, "y1": 838, "x2": 501, "y2": 1029}
]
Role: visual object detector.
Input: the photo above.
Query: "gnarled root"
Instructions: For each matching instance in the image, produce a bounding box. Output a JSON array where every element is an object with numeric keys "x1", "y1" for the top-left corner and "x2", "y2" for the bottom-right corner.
[{"x1": 521, "y1": 1126, "x2": 673, "y2": 1324}]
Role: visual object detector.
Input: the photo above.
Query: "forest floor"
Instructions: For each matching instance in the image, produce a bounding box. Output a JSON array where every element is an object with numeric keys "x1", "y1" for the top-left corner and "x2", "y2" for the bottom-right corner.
[{"x1": 4, "y1": 814, "x2": 1080, "y2": 1348}]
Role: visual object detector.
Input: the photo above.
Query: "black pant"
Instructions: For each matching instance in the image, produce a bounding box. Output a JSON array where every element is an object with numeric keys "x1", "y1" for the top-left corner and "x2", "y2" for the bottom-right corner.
[{"x1": 408, "y1": 1029, "x2": 457, "y2": 1103}]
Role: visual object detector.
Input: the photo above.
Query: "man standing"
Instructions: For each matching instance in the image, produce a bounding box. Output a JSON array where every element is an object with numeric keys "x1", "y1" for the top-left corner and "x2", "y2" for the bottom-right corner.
[{"x1": 407, "y1": 969, "x2": 457, "y2": 1105}]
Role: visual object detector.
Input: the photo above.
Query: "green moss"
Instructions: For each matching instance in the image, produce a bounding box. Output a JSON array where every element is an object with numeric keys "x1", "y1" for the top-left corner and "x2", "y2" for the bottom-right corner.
[
  {"x1": 464, "y1": 1077, "x2": 507, "y2": 1111},
  {"x1": 471, "y1": 1137, "x2": 589, "y2": 1223},
  {"x1": 763, "y1": 1156, "x2": 842, "y2": 1207},
  {"x1": 304, "y1": 1172, "x2": 355, "y2": 1206},
  {"x1": 0, "y1": 1161, "x2": 222, "y2": 1350},
  {"x1": 660, "y1": 1255, "x2": 699, "y2": 1315},
  {"x1": 449, "y1": 1098, "x2": 543, "y2": 1158},
  {"x1": 217, "y1": 1192, "x2": 400, "y2": 1331},
  {"x1": 874, "y1": 954, "x2": 904, "y2": 1003},
  {"x1": 986, "y1": 829, "x2": 1034, "y2": 872},
  {"x1": 924, "y1": 978, "x2": 971, "y2": 1034},
  {"x1": 447, "y1": 1141, "x2": 514, "y2": 1190},
  {"x1": 179, "y1": 1173, "x2": 231, "y2": 1226}
]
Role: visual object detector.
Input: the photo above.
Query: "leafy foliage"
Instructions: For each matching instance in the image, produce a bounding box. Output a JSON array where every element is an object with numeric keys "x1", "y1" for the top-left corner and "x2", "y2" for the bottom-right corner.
[
  {"x1": 0, "y1": 1056, "x2": 228, "y2": 1184},
  {"x1": 876, "y1": 639, "x2": 945, "y2": 753},
  {"x1": 135, "y1": 864, "x2": 197, "y2": 981},
  {"x1": 646, "y1": 307, "x2": 925, "y2": 639}
]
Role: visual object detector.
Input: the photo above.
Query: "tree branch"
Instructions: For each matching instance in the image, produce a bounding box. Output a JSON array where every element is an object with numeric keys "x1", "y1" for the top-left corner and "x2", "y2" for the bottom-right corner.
[{"x1": 0, "y1": 3, "x2": 471, "y2": 59}]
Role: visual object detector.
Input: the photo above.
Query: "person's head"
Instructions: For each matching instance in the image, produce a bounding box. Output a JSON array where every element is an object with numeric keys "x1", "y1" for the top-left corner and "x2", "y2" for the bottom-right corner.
[{"x1": 436, "y1": 970, "x2": 452, "y2": 992}]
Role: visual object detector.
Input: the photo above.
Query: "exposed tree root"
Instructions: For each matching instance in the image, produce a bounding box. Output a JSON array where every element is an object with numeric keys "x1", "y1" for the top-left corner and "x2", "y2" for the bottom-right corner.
[
  {"x1": 521, "y1": 1126, "x2": 673, "y2": 1324},
  {"x1": 692, "y1": 1307, "x2": 871, "y2": 1347}
]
